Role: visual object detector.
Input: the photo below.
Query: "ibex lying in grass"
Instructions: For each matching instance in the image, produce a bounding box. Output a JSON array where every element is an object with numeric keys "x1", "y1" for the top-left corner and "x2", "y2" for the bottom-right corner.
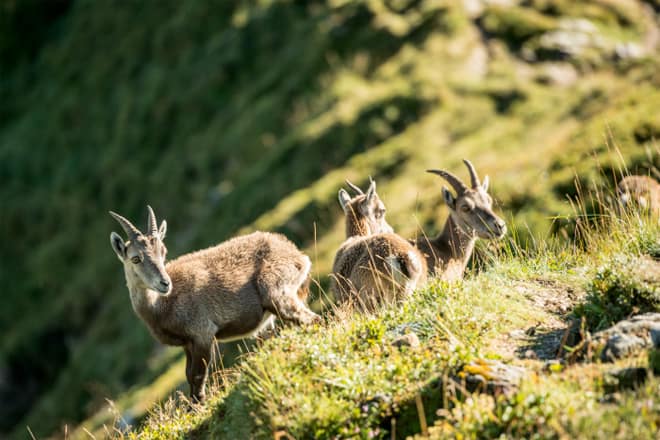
[
  {"x1": 615, "y1": 175, "x2": 660, "y2": 218},
  {"x1": 110, "y1": 207, "x2": 320, "y2": 402},
  {"x1": 413, "y1": 160, "x2": 506, "y2": 281},
  {"x1": 331, "y1": 180, "x2": 425, "y2": 311}
]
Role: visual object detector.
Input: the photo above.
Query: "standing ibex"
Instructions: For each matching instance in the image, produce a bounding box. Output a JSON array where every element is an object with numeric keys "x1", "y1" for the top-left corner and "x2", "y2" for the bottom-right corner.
[
  {"x1": 110, "y1": 206, "x2": 320, "y2": 402},
  {"x1": 331, "y1": 180, "x2": 425, "y2": 311},
  {"x1": 412, "y1": 160, "x2": 506, "y2": 281},
  {"x1": 615, "y1": 175, "x2": 660, "y2": 218}
]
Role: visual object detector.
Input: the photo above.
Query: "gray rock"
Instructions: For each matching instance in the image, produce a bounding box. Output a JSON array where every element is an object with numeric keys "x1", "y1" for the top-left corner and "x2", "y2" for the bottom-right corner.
[
  {"x1": 602, "y1": 333, "x2": 646, "y2": 361},
  {"x1": 615, "y1": 42, "x2": 646, "y2": 60},
  {"x1": 456, "y1": 360, "x2": 526, "y2": 398},
  {"x1": 603, "y1": 367, "x2": 649, "y2": 393},
  {"x1": 508, "y1": 329, "x2": 527, "y2": 340},
  {"x1": 536, "y1": 63, "x2": 578, "y2": 86},
  {"x1": 391, "y1": 333, "x2": 420, "y2": 349},
  {"x1": 591, "y1": 313, "x2": 660, "y2": 362},
  {"x1": 650, "y1": 326, "x2": 660, "y2": 348}
]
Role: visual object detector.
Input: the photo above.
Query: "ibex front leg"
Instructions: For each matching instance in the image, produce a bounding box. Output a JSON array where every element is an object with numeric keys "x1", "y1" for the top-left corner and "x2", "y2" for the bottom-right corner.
[{"x1": 186, "y1": 341, "x2": 212, "y2": 403}]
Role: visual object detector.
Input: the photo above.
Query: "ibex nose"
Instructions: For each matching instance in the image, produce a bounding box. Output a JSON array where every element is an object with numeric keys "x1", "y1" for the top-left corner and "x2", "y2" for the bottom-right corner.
[{"x1": 159, "y1": 279, "x2": 171, "y2": 292}]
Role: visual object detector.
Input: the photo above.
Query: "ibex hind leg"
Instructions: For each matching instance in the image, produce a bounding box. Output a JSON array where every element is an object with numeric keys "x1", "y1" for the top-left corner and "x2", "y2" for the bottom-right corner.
[{"x1": 262, "y1": 256, "x2": 321, "y2": 325}]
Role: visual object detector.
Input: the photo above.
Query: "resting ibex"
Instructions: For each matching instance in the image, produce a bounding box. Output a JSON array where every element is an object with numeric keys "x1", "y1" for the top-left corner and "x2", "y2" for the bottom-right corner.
[
  {"x1": 331, "y1": 180, "x2": 425, "y2": 311},
  {"x1": 615, "y1": 175, "x2": 660, "y2": 218},
  {"x1": 413, "y1": 160, "x2": 506, "y2": 281},
  {"x1": 110, "y1": 207, "x2": 320, "y2": 402}
]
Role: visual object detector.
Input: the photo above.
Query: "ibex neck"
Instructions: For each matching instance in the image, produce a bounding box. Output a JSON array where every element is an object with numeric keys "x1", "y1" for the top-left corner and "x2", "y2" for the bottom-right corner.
[
  {"x1": 440, "y1": 215, "x2": 475, "y2": 254},
  {"x1": 435, "y1": 215, "x2": 476, "y2": 280},
  {"x1": 124, "y1": 267, "x2": 162, "y2": 321},
  {"x1": 345, "y1": 214, "x2": 371, "y2": 238}
]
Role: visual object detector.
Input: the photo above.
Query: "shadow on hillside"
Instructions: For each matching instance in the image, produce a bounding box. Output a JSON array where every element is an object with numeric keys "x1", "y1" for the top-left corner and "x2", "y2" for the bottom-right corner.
[
  {"x1": 0, "y1": 1, "x2": 446, "y2": 437},
  {"x1": 515, "y1": 328, "x2": 569, "y2": 360}
]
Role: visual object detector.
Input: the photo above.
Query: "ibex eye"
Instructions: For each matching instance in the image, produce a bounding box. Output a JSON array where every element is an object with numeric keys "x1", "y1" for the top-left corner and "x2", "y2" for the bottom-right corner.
[
  {"x1": 131, "y1": 256, "x2": 141, "y2": 264},
  {"x1": 461, "y1": 205, "x2": 471, "y2": 212}
]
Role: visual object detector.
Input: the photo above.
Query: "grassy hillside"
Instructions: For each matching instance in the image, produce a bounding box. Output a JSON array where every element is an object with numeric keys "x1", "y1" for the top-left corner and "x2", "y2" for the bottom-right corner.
[
  {"x1": 117, "y1": 209, "x2": 660, "y2": 439},
  {"x1": 1, "y1": 0, "x2": 659, "y2": 438}
]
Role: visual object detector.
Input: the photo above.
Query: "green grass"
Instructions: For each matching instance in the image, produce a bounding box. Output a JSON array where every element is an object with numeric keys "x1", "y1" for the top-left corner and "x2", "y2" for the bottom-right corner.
[
  {"x1": 2, "y1": 0, "x2": 660, "y2": 438},
  {"x1": 100, "y1": 212, "x2": 658, "y2": 439}
]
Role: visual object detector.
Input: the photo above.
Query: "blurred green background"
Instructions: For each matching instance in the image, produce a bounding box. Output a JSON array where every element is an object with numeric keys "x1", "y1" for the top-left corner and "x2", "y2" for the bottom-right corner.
[{"x1": 1, "y1": 0, "x2": 658, "y2": 437}]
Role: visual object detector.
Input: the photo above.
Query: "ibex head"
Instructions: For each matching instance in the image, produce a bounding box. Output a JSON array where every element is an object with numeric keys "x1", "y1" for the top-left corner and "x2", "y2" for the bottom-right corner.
[
  {"x1": 616, "y1": 175, "x2": 655, "y2": 212},
  {"x1": 427, "y1": 160, "x2": 506, "y2": 239},
  {"x1": 109, "y1": 206, "x2": 171, "y2": 294},
  {"x1": 338, "y1": 178, "x2": 394, "y2": 236}
]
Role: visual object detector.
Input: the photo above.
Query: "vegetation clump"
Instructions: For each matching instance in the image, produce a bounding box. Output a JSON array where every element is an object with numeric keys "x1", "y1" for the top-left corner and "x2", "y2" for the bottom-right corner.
[{"x1": 576, "y1": 256, "x2": 660, "y2": 331}]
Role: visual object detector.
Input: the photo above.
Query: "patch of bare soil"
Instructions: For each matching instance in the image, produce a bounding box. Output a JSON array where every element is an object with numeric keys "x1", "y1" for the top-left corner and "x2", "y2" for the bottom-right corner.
[{"x1": 490, "y1": 278, "x2": 584, "y2": 361}]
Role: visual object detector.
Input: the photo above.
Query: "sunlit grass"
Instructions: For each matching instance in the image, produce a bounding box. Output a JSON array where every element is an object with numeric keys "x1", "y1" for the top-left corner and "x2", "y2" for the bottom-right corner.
[{"x1": 114, "y1": 206, "x2": 659, "y2": 439}]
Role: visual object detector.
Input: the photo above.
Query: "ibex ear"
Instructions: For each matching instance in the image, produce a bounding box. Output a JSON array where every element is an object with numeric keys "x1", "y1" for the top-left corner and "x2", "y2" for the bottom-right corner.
[
  {"x1": 338, "y1": 189, "x2": 351, "y2": 213},
  {"x1": 482, "y1": 175, "x2": 490, "y2": 192},
  {"x1": 158, "y1": 220, "x2": 167, "y2": 240},
  {"x1": 365, "y1": 179, "x2": 376, "y2": 203},
  {"x1": 442, "y1": 187, "x2": 456, "y2": 209},
  {"x1": 110, "y1": 232, "x2": 126, "y2": 259}
]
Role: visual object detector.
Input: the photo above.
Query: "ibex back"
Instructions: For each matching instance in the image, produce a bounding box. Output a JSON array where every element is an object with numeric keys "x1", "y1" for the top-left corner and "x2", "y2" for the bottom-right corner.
[{"x1": 332, "y1": 179, "x2": 425, "y2": 311}]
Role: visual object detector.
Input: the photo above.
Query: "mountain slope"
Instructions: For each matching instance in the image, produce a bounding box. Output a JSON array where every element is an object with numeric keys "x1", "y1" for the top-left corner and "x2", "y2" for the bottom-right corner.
[{"x1": 1, "y1": 0, "x2": 659, "y2": 438}]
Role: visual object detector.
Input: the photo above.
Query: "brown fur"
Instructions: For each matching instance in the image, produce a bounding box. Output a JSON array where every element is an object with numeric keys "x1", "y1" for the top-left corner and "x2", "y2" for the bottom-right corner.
[
  {"x1": 412, "y1": 160, "x2": 506, "y2": 281},
  {"x1": 616, "y1": 175, "x2": 660, "y2": 218},
  {"x1": 332, "y1": 180, "x2": 425, "y2": 311},
  {"x1": 110, "y1": 208, "x2": 319, "y2": 402}
]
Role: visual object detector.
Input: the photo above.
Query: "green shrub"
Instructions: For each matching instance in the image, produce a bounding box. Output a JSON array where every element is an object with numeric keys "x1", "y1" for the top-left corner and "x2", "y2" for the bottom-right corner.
[{"x1": 575, "y1": 256, "x2": 660, "y2": 331}]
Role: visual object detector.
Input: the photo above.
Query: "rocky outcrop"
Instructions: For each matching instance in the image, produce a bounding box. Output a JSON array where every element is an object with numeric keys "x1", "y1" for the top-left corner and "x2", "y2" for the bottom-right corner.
[{"x1": 590, "y1": 313, "x2": 660, "y2": 362}]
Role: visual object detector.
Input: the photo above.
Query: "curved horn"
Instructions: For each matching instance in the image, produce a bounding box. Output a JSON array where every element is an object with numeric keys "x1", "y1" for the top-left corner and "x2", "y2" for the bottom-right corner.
[
  {"x1": 146, "y1": 205, "x2": 158, "y2": 236},
  {"x1": 463, "y1": 159, "x2": 480, "y2": 188},
  {"x1": 345, "y1": 179, "x2": 364, "y2": 195},
  {"x1": 427, "y1": 169, "x2": 468, "y2": 194},
  {"x1": 109, "y1": 211, "x2": 141, "y2": 238}
]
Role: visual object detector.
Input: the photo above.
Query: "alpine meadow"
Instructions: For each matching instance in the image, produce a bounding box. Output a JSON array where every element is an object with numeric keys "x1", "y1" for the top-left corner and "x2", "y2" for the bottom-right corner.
[{"x1": 1, "y1": 1, "x2": 659, "y2": 439}]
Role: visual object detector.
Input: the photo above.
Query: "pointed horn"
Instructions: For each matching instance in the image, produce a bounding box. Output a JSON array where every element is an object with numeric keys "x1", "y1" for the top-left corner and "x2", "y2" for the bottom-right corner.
[
  {"x1": 427, "y1": 169, "x2": 468, "y2": 194},
  {"x1": 146, "y1": 205, "x2": 158, "y2": 236},
  {"x1": 109, "y1": 211, "x2": 141, "y2": 238},
  {"x1": 365, "y1": 178, "x2": 376, "y2": 201},
  {"x1": 463, "y1": 159, "x2": 480, "y2": 188},
  {"x1": 345, "y1": 179, "x2": 364, "y2": 195}
]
